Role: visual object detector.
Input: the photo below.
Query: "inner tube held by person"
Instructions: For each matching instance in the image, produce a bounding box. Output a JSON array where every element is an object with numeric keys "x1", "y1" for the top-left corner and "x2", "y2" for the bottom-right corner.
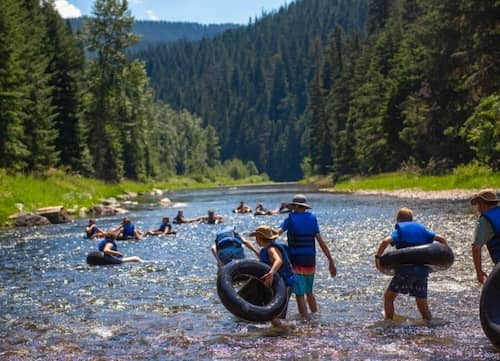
[
  {"x1": 480, "y1": 263, "x2": 500, "y2": 350},
  {"x1": 86, "y1": 251, "x2": 123, "y2": 266},
  {"x1": 379, "y1": 242, "x2": 454, "y2": 275},
  {"x1": 216, "y1": 259, "x2": 287, "y2": 322}
]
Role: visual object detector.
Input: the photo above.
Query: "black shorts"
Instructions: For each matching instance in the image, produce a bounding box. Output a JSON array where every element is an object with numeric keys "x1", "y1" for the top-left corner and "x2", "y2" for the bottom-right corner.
[{"x1": 388, "y1": 274, "x2": 428, "y2": 299}]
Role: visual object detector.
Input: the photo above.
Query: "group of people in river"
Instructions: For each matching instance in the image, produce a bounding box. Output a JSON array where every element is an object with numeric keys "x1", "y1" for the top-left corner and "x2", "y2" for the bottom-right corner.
[
  {"x1": 211, "y1": 189, "x2": 500, "y2": 328},
  {"x1": 233, "y1": 201, "x2": 291, "y2": 215}
]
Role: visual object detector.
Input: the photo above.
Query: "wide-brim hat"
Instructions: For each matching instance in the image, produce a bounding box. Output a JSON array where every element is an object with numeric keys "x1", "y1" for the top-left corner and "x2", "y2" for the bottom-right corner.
[
  {"x1": 287, "y1": 194, "x2": 311, "y2": 209},
  {"x1": 249, "y1": 225, "x2": 279, "y2": 240},
  {"x1": 471, "y1": 189, "x2": 500, "y2": 205}
]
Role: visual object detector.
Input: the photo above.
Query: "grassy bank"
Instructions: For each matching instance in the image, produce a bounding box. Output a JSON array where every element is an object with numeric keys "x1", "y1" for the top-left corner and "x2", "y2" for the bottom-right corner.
[
  {"x1": 304, "y1": 164, "x2": 500, "y2": 191},
  {"x1": 0, "y1": 169, "x2": 269, "y2": 226}
]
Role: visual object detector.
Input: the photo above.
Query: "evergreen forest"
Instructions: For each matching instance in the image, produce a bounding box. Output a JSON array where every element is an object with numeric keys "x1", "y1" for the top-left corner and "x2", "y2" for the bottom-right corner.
[
  {"x1": 1, "y1": 0, "x2": 498, "y2": 184},
  {"x1": 137, "y1": 0, "x2": 499, "y2": 180}
]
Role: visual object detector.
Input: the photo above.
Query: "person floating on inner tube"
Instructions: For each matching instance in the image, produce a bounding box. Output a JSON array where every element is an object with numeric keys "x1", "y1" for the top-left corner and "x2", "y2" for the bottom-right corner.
[
  {"x1": 278, "y1": 202, "x2": 291, "y2": 214},
  {"x1": 98, "y1": 232, "x2": 143, "y2": 263},
  {"x1": 145, "y1": 216, "x2": 175, "y2": 236},
  {"x1": 85, "y1": 218, "x2": 106, "y2": 239},
  {"x1": 254, "y1": 203, "x2": 279, "y2": 216},
  {"x1": 277, "y1": 194, "x2": 337, "y2": 316},
  {"x1": 233, "y1": 201, "x2": 252, "y2": 214},
  {"x1": 470, "y1": 189, "x2": 500, "y2": 284},
  {"x1": 211, "y1": 226, "x2": 258, "y2": 267},
  {"x1": 113, "y1": 216, "x2": 142, "y2": 240},
  {"x1": 172, "y1": 209, "x2": 196, "y2": 224},
  {"x1": 198, "y1": 209, "x2": 224, "y2": 224},
  {"x1": 374, "y1": 207, "x2": 448, "y2": 321},
  {"x1": 250, "y1": 225, "x2": 296, "y2": 327}
]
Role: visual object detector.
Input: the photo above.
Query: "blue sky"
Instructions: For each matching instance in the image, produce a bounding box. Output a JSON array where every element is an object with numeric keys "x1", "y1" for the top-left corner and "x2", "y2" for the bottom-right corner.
[{"x1": 54, "y1": 0, "x2": 291, "y2": 24}]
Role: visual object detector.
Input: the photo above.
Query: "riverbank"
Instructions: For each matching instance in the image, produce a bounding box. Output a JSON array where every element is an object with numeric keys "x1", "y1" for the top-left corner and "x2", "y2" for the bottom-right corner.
[
  {"x1": 305, "y1": 165, "x2": 500, "y2": 200},
  {"x1": 0, "y1": 169, "x2": 270, "y2": 227}
]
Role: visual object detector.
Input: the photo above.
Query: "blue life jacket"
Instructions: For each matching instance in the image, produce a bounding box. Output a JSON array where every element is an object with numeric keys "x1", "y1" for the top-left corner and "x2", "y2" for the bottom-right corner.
[
  {"x1": 259, "y1": 241, "x2": 296, "y2": 287},
  {"x1": 159, "y1": 222, "x2": 170, "y2": 232},
  {"x1": 123, "y1": 224, "x2": 135, "y2": 237},
  {"x1": 98, "y1": 237, "x2": 118, "y2": 252},
  {"x1": 286, "y1": 213, "x2": 317, "y2": 267},
  {"x1": 394, "y1": 221, "x2": 434, "y2": 277},
  {"x1": 215, "y1": 227, "x2": 243, "y2": 250},
  {"x1": 482, "y1": 206, "x2": 500, "y2": 264},
  {"x1": 86, "y1": 225, "x2": 98, "y2": 238}
]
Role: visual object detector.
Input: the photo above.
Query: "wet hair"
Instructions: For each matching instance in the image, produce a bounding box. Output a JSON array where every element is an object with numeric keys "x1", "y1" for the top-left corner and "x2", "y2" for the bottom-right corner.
[
  {"x1": 396, "y1": 207, "x2": 413, "y2": 222},
  {"x1": 89, "y1": 218, "x2": 96, "y2": 224}
]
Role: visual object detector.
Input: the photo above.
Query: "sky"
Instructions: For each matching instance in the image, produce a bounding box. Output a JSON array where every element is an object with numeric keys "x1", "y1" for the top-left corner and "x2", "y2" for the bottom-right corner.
[{"x1": 54, "y1": 0, "x2": 291, "y2": 24}]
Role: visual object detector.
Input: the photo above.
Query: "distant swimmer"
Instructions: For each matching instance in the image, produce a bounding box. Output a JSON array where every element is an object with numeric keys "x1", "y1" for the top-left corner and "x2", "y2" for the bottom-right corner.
[
  {"x1": 145, "y1": 216, "x2": 175, "y2": 236},
  {"x1": 254, "y1": 202, "x2": 278, "y2": 216},
  {"x1": 233, "y1": 201, "x2": 252, "y2": 214},
  {"x1": 198, "y1": 209, "x2": 224, "y2": 224},
  {"x1": 172, "y1": 209, "x2": 197, "y2": 224}
]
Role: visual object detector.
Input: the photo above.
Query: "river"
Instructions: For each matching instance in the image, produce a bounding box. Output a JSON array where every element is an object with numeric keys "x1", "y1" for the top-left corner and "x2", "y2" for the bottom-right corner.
[{"x1": 0, "y1": 185, "x2": 498, "y2": 360}]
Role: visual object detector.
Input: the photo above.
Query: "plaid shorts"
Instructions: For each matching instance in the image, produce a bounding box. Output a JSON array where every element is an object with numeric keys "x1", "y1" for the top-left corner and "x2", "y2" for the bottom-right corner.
[{"x1": 388, "y1": 274, "x2": 428, "y2": 299}]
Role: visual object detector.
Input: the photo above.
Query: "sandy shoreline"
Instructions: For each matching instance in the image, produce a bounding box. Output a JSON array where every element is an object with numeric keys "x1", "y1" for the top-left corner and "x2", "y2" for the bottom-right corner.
[{"x1": 319, "y1": 188, "x2": 489, "y2": 201}]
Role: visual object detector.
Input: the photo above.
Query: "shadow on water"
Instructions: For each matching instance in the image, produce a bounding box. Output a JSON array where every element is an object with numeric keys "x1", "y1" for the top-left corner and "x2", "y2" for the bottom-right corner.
[{"x1": 0, "y1": 185, "x2": 499, "y2": 360}]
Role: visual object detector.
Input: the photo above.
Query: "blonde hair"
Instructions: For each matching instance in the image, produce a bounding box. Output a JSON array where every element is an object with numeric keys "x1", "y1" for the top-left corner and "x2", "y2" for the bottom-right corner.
[{"x1": 396, "y1": 207, "x2": 413, "y2": 222}]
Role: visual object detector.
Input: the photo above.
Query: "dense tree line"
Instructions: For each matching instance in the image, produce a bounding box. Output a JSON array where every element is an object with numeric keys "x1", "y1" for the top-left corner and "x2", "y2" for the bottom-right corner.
[
  {"x1": 136, "y1": 0, "x2": 368, "y2": 180},
  {"x1": 0, "y1": 0, "x2": 233, "y2": 182},
  {"x1": 69, "y1": 18, "x2": 239, "y2": 51},
  {"x1": 307, "y1": 0, "x2": 499, "y2": 178}
]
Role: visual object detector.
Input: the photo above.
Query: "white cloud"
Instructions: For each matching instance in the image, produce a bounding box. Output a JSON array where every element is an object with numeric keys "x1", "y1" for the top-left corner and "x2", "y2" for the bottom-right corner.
[
  {"x1": 53, "y1": 0, "x2": 82, "y2": 18},
  {"x1": 146, "y1": 9, "x2": 159, "y2": 21}
]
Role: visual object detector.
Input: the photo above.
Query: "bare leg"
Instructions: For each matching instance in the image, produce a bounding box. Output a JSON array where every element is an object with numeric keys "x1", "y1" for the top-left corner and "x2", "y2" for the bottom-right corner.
[
  {"x1": 121, "y1": 256, "x2": 143, "y2": 263},
  {"x1": 306, "y1": 292, "x2": 318, "y2": 313},
  {"x1": 384, "y1": 289, "x2": 398, "y2": 320},
  {"x1": 295, "y1": 295, "x2": 308, "y2": 315},
  {"x1": 416, "y1": 298, "x2": 432, "y2": 321}
]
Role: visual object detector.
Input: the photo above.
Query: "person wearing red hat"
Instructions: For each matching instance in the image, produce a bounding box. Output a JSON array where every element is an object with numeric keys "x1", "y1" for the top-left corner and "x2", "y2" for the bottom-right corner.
[{"x1": 471, "y1": 189, "x2": 500, "y2": 284}]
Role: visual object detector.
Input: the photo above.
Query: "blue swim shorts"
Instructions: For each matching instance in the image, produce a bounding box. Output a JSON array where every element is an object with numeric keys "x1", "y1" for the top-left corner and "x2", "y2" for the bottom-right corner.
[
  {"x1": 292, "y1": 273, "x2": 315, "y2": 296},
  {"x1": 217, "y1": 246, "x2": 244, "y2": 265},
  {"x1": 388, "y1": 274, "x2": 428, "y2": 299}
]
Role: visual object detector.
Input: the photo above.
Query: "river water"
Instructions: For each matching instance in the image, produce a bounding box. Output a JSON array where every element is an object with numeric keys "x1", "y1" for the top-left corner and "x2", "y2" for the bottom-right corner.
[{"x1": 0, "y1": 185, "x2": 498, "y2": 360}]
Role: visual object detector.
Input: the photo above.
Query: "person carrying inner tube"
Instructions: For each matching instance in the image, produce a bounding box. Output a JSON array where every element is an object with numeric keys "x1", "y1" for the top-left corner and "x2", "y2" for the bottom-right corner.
[
  {"x1": 471, "y1": 189, "x2": 500, "y2": 284},
  {"x1": 250, "y1": 225, "x2": 297, "y2": 327},
  {"x1": 277, "y1": 194, "x2": 337, "y2": 316},
  {"x1": 374, "y1": 207, "x2": 447, "y2": 321},
  {"x1": 98, "y1": 232, "x2": 143, "y2": 263},
  {"x1": 211, "y1": 226, "x2": 258, "y2": 267}
]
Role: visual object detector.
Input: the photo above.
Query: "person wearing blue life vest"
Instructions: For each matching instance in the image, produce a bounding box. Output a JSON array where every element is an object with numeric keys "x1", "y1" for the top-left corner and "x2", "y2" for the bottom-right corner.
[
  {"x1": 113, "y1": 216, "x2": 142, "y2": 240},
  {"x1": 375, "y1": 207, "x2": 447, "y2": 321},
  {"x1": 211, "y1": 226, "x2": 258, "y2": 267},
  {"x1": 277, "y1": 194, "x2": 337, "y2": 316},
  {"x1": 250, "y1": 224, "x2": 297, "y2": 327},
  {"x1": 85, "y1": 218, "x2": 106, "y2": 239},
  {"x1": 98, "y1": 232, "x2": 143, "y2": 263},
  {"x1": 471, "y1": 189, "x2": 500, "y2": 284},
  {"x1": 145, "y1": 216, "x2": 174, "y2": 236}
]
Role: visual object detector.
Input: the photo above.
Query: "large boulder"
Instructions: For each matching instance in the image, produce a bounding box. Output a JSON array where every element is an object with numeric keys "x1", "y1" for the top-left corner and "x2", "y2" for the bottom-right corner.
[
  {"x1": 91, "y1": 205, "x2": 127, "y2": 217},
  {"x1": 14, "y1": 213, "x2": 51, "y2": 227},
  {"x1": 36, "y1": 206, "x2": 72, "y2": 224}
]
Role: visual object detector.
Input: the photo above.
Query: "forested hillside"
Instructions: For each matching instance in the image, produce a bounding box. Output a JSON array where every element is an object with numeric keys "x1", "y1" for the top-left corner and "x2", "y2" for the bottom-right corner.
[
  {"x1": 307, "y1": 0, "x2": 499, "y2": 179},
  {"x1": 136, "y1": 0, "x2": 369, "y2": 180},
  {"x1": 137, "y1": 0, "x2": 498, "y2": 181},
  {"x1": 69, "y1": 18, "x2": 239, "y2": 50}
]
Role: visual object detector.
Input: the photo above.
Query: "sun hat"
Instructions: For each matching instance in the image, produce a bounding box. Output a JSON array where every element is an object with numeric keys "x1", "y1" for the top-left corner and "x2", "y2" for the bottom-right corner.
[
  {"x1": 249, "y1": 225, "x2": 279, "y2": 240},
  {"x1": 470, "y1": 189, "x2": 499, "y2": 205},
  {"x1": 287, "y1": 194, "x2": 311, "y2": 209}
]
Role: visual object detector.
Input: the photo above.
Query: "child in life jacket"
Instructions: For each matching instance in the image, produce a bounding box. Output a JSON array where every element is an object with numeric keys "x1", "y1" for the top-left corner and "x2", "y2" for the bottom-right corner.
[
  {"x1": 250, "y1": 225, "x2": 297, "y2": 327},
  {"x1": 85, "y1": 218, "x2": 106, "y2": 239},
  {"x1": 98, "y1": 232, "x2": 143, "y2": 263},
  {"x1": 375, "y1": 207, "x2": 447, "y2": 321},
  {"x1": 211, "y1": 226, "x2": 258, "y2": 267}
]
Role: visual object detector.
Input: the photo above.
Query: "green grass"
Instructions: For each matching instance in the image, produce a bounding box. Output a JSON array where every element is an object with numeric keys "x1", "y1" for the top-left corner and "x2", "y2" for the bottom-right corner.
[
  {"x1": 0, "y1": 169, "x2": 270, "y2": 226},
  {"x1": 305, "y1": 164, "x2": 500, "y2": 192}
]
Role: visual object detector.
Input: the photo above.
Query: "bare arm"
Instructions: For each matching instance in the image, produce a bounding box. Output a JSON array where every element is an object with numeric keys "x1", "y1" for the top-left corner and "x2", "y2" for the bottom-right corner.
[
  {"x1": 375, "y1": 236, "x2": 392, "y2": 272},
  {"x1": 434, "y1": 234, "x2": 447, "y2": 244},
  {"x1": 316, "y1": 233, "x2": 336, "y2": 277},
  {"x1": 262, "y1": 247, "x2": 283, "y2": 288},
  {"x1": 103, "y1": 242, "x2": 123, "y2": 257},
  {"x1": 472, "y1": 244, "x2": 488, "y2": 284},
  {"x1": 211, "y1": 245, "x2": 223, "y2": 267},
  {"x1": 242, "y1": 238, "x2": 259, "y2": 257}
]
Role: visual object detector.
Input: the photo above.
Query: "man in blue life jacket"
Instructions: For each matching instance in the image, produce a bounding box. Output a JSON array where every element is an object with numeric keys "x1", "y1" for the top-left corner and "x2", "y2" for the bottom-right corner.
[
  {"x1": 471, "y1": 189, "x2": 500, "y2": 284},
  {"x1": 211, "y1": 226, "x2": 259, "y2": 267}
]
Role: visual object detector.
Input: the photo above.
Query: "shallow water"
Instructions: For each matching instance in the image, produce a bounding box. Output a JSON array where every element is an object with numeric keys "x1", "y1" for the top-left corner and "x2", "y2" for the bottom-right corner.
[{"x1": 0, "y1": 185, "x2": 498, "y2": 360}]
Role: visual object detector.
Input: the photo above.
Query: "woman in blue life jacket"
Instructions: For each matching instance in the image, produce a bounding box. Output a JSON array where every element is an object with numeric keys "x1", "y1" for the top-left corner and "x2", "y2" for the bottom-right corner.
[
  {"x1": 211, "y1": 227, "x2": 258, "y2": 267},
  {"x1": 145, "y1": 216, "x2": 174, "y2": 236},
  {"x1": 375, "y1": 207, "x2": 448, "y2": 321},
  {"x1": 250, "y1": 225, "x2": 297, "y2": 327},
  {"x1": 470, "y1": 189, "x2": 500, "y2": 284},
  {"x1": 98, "y1": 232, "x2": 143, "y2": 263},
  {"x1": 113, "y1": 216, "x2": 142, "y2": 240},
  {"x1": 85, "y1": 218, "x2": 106, "y2": 239}
]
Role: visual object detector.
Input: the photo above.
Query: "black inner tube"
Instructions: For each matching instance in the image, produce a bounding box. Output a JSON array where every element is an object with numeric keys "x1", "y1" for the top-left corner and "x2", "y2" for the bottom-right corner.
[
  {"x1": 86, "y1": 251, "x2": 122, "y2": 266},
  {"x1": 480, "y1": 263, "x2": 500, "y2": 349}
]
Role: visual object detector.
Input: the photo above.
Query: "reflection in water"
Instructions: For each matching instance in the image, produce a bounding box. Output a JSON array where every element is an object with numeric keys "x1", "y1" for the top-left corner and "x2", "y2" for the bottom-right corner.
[{"x1": 0, "y1": 186, "x2": 498, "y2": 360}]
